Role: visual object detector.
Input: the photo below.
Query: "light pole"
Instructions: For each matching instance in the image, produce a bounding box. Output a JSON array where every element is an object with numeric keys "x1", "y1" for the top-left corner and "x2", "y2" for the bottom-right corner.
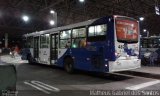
[
  {"x1": 50, "y1": 10, "x2": 57, "y2": 27},
  {"x1": 147, "y1": 31, "x2": 149, "y2": 37},
  {"x1": 139, "y1": 17, "x2": 145, "y2": 37},
  {"x1": 143, "y1": 29, "x2": 149, "y2": 37}
]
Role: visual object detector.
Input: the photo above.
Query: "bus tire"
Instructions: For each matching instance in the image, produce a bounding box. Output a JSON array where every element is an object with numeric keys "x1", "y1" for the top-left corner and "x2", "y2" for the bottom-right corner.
[
  {"x1": 27, "y1": 54, "x2": 34, "y2": 64},
  {"x1": 64, "y1": 57, "x2": 74, "y2": 73}
]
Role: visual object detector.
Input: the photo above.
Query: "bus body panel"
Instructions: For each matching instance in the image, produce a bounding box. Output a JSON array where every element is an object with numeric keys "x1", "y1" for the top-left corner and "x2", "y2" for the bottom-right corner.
[
  {"x1": 22, "y1": 16, "x2": 141, "y2": 73},
  {"x1": 109, "y1": 59, "x2": 141, "y2": 72},
  {"x1": 39, "y1": 48, "x2": 50, "y2": 65}
]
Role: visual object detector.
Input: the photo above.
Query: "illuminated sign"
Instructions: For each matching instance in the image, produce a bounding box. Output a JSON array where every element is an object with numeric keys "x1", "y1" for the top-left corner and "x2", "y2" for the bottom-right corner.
[{"x1": 116, "y1": 18, "x2": 138, "y2": 41}]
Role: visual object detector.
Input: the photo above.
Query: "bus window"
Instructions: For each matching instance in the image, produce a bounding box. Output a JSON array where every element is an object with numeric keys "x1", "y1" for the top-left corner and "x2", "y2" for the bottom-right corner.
[
  {"x1": 72, "y1": 28, "x2": 86, "y2": 38},
  {"x1": 141, "y1": 39, "x2": 148, "y2": 48},
  {"x1": 72, "y1": 28, "x2": 86, "y2": 48},
  {"x1": 79, "y1": 38, "x2": 86, "y2": 48},
  {"x1": 88, "y1": 26, "x2": 95, "y2": 36},
  {"x1": 88, "y1": 24, "x2": 107, "y2": 36},
  {"x1": 60, "y1": 30, "x2": 71, "y2": 48},
  {"x1": 40, "y1": 34, "x2": 49, "y2": 48},
  {"x1": 153, "y1": 38, "x2": 159, "y2": 48},
  {"x1": 96, "y1": 25, "x2": 106, "y2": 35},
  {"x1": 88, "y1": 24, "x2": 107, "y2": 42}
]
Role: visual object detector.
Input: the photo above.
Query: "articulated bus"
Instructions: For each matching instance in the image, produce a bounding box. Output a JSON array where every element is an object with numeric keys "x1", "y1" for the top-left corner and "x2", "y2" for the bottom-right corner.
[
  {"x1": 141, "y1": 36, "x2": 160, "y2": 65},
  {"x1": 22, "y1": 15, "x2": 141, "y2": 73}
]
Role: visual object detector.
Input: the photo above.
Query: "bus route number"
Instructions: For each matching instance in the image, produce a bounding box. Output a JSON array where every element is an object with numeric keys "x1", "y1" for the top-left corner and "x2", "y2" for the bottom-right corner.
[{"x1": 118, "y1": 45, "x2": 124, "y2": 49}]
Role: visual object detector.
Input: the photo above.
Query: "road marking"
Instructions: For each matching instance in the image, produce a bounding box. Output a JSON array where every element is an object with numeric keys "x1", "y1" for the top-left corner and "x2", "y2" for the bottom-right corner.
[
  {"x1": 31, "y1": 80, "x2": 60, "y2": 92},
  {"x1": 24, "y1": 80, "x2": 60, "y2": 94},
  {"x1": 24, "y1": 81, "x2": 51, "y2": 94},
  {"x1": 126, "y1": 80, "x2": 160, "y2": 90}
]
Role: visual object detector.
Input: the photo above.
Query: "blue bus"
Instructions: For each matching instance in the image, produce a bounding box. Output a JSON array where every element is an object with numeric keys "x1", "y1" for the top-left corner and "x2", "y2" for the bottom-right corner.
[{"x1": 22, "y1": 15, "x2": 141, "y2": 73}]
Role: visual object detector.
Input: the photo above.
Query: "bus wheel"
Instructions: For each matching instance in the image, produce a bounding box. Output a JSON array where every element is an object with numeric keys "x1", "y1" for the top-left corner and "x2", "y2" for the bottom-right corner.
[
  {"x1": 64, "y1": 57, "x2": 74, "y2": 73},
  {"x1": 27, "y1": 55, "x2": 34, "y2": 64}
]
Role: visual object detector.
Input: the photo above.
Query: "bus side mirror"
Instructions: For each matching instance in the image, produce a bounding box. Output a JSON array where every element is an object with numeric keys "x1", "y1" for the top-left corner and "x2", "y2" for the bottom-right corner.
[{"x1": 0, "y1": 65, "x2": 17, "y2": 92}]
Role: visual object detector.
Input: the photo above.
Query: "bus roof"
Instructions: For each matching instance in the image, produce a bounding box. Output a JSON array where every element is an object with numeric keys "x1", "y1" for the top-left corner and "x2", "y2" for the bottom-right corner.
[
  {"x1": 24, "y1": 15, "x2": 137, "y2": 37},
  {"x1": 24, "y1": 18, "x2": 99, "y2": 37}
]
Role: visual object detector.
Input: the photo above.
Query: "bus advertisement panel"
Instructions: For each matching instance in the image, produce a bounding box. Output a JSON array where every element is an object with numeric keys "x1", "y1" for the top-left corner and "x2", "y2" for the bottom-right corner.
[{"x1": 116, "y1": 18, "x2": 138, "y2": 43}]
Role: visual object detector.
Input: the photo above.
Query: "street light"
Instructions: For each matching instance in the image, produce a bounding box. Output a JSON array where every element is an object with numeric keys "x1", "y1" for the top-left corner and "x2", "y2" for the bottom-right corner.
[
  {"x1": 49, "y1": 10, "x2": 57, "y2": 27},
  {"x1": 49, "y1": 20, "x2": 55, "y2": 26},
  {"x1": 143, "y1": 29, "x2": 149, "y2": 37},
  {"x1": 50, "y1": 10, "x2": 55, "y2": 14},
  {"x1": 143, "y1": 29, "x2": 147, "y2": 32},
  {"x1": 22, "y1": 15, "x2": 29, "y2": 22},
  {"x1": 139, "y1": 17, "x2": 144, "y2": 21},
  {"x1": 79, "y1": 0, "x2": 85, "y2": 3}
]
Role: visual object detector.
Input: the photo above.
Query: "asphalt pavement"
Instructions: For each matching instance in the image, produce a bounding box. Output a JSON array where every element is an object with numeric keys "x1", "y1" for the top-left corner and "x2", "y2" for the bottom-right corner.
[{"x1": 1, "y1": 55, "x2": 160, "y2": 96}]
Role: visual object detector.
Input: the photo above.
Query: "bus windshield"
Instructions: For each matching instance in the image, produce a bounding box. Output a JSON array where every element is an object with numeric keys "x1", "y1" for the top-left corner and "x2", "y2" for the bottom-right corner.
[{"x1": 115, "y1": 17, "x2": 138, "y2": 43}]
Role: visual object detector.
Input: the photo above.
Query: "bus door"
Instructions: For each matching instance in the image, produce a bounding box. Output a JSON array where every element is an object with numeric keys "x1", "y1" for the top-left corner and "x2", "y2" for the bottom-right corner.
[
  {"x1": 50, "y1": 34, "x2": 58, "y2": 65},
  {"x1": 33, "y1": 37, "x2": 39, "y2": 61},
  {"x1": 39, "y1": 34, "x2": 50, "y2": 65}
]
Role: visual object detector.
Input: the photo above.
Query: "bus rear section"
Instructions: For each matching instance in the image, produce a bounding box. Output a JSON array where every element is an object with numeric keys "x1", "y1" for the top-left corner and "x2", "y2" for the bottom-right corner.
[{"x1": 109, "y1": 16, "x2": 141, "y2": 72}]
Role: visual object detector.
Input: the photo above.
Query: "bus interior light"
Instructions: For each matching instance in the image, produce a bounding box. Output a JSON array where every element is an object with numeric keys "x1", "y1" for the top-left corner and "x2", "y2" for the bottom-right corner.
[
  {"x1": 89, "y1": 27, "x2": 94, "y2": 33},
  {"x1": 62, "y1": 32, "x2": 67, "y2": 37}
]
